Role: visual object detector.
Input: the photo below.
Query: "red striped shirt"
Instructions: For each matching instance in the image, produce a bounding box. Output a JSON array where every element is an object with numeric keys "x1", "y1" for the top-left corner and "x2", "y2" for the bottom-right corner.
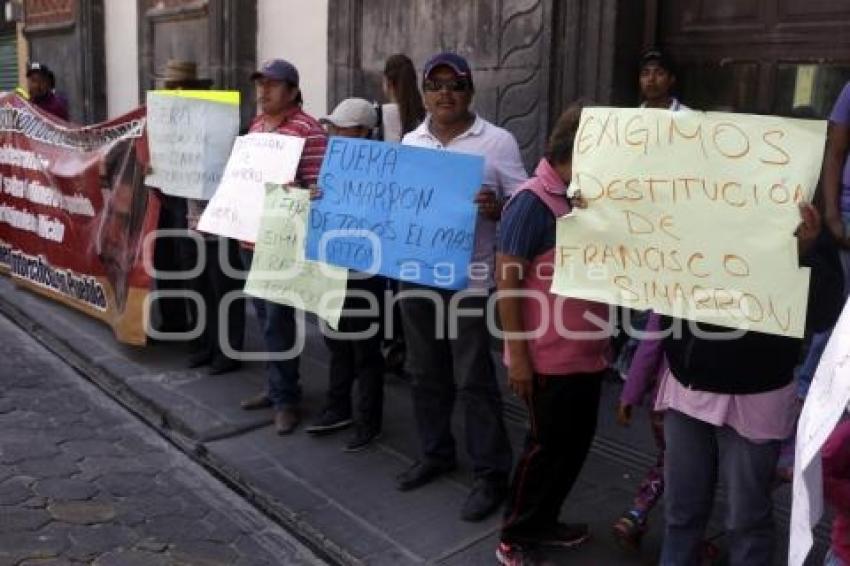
[
  {"x1": 241, "y1": 107, "x2": 327, "y2": 250},
  {"x1": 249, "y1": 106, "x2": 328, "y2": 185}
]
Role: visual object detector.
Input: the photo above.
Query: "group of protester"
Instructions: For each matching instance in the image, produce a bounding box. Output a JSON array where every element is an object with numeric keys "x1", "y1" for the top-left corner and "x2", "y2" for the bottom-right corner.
[{"x1": 88, "y1": 47, "x2": 849, "y2": 565}]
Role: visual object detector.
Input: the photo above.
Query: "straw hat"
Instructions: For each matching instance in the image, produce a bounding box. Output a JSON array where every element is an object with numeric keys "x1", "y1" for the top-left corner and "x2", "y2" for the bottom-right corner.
[
  {"x1": 159, "y1": 60, "x2": 197, "y2": 82},
  {"x1": 155, "y1": 59, "x2": 212, "y2": 88}
]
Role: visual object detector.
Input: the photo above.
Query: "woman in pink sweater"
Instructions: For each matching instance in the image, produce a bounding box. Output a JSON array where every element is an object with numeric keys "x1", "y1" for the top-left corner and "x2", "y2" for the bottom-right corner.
[{"x1": 494, "y1": 102, "x2": 612, "y2": 564}]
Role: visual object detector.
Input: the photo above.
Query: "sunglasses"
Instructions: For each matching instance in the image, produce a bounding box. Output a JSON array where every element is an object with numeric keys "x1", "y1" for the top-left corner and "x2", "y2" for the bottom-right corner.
[{"x1": 423, "y1": 78, "x2": 471, "y2": 93}]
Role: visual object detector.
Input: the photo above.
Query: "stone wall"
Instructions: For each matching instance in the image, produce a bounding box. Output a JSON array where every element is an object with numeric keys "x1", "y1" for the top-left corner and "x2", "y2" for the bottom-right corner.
[{"x1": 328, "y1": 0, "x2": 645, "y2": 169}]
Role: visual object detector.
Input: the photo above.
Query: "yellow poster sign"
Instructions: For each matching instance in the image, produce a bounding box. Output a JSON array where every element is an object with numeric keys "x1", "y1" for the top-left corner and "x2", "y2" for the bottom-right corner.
[
  {"x1": 154, "y1": 90, "x2": 241, "y2": 105},
  {"x1": 553, "y1": 107, "x2": 827, "y2": 338}
]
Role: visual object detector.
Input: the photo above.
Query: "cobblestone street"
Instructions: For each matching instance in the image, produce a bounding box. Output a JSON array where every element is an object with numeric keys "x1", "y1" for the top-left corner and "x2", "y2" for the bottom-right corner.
[{"x1": 0, "y1": 313, "x2": 326, "y2": 566}]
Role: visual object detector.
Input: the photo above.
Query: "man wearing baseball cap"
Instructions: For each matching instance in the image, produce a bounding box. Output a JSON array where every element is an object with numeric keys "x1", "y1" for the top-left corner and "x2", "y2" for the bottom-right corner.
[
  {"x1": 319, "y1": 97, "x2": 377, "y2": 138},
  {"x1": 395, "y1": 51, "x2": 528, "y2": 522},
  {"x1": 638, "y1": 48, "x2": 686, "y2": 111},
  {"x1": 25, "y1": 62, "x2": 69, "y2": 121},
  {"x1": 239, "y1": 59, "x2": 328, "y2": 436}
]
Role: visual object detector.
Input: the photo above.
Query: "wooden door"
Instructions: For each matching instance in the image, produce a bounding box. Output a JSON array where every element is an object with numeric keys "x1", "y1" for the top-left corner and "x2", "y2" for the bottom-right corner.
[{"x1": 657, "y1": 0, "x2": 850, "y2": 117}]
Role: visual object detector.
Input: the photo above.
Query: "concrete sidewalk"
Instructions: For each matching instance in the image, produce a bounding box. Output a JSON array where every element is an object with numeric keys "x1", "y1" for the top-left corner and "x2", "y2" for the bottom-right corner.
[{"x1": 0, "y1": 278, "x2": 828, "y2": 565}]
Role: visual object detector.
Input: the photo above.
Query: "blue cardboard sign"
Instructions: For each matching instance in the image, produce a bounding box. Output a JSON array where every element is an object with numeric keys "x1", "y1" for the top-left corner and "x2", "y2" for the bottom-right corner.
[{"x1": 305, "y1": 137, "x2": 484, "y2": 290}]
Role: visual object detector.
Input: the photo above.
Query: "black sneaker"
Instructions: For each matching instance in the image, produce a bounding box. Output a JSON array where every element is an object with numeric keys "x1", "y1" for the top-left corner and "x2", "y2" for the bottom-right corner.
[
  {"x1": 188, "y1": 349, "x2": 212, "y2": 369},
  {"x1": 344, "y1": 427, "x2": 381, "y2": 453},
  {"x1": 304, "y1": 411, "x2": 352, "y2": 435},
  {"x1": 460, "y1": 477, "x2": 507, "y2": 522}
]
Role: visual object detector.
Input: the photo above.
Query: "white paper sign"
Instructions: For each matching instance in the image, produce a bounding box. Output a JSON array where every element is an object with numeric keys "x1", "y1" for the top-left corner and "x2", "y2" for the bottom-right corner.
[
  {"x1": 790, "y1": 298, "x2": 850, "y2": 566},
  {"x1": 197, "y1": 133, "x2": 305, "y2": 242},
  {"x1": 144, "y1": 91, "x2": 240, "y2": 200}
]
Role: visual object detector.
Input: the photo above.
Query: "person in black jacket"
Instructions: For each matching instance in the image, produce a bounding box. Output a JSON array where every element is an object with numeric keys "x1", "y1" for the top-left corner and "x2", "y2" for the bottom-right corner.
[{"x1": 656, "y1": 203, "x2": 844, "y2": 565}]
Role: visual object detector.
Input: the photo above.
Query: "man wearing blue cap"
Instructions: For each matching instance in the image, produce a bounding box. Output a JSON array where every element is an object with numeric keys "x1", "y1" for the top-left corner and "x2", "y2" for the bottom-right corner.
[
  {"x1": 396, "y1": 52, "x2": 528, "y2": 522},
  {"x1": 239, "y1": 59, "x2": 328, "y2": 435}
]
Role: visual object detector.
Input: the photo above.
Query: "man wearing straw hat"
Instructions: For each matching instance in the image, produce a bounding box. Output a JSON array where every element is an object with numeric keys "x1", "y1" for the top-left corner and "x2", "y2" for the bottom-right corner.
[
  {"x1": 155, "y1": 59, "x2": 247, "y2": 374},
  {"x1": 156, "y1": 59, "x2": 213, "y2": 90},
  {"x1": 149, "y1": 60, "x2": 214, "y2": 339}
]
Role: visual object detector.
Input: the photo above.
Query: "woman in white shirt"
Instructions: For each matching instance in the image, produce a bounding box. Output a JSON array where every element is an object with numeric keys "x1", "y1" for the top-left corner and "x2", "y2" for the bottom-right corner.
[
  {"x1": 381, "y1": 54, "x2": 425, "y2": 142},
  {"x1": 379, "y1": 54, "x2": 426, "y2": 374}
]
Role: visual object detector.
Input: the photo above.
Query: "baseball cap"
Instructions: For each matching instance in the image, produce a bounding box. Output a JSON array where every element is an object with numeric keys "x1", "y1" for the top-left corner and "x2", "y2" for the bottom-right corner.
[
  {"x1": 250, "y1": 59, "x2": 299, "y2": 84},
  {"x1": 26, "y1": 62, "x2": 51, "y2": 78},
  {"x1": 639, "y1": 48, "x2": 675, "y2": 74},
  {"x1": 422, "y1": 52, "x2": 473, "y2": 84},
  {"x1": 321, "y1": 98, "x2": 377, "y2": 129}
]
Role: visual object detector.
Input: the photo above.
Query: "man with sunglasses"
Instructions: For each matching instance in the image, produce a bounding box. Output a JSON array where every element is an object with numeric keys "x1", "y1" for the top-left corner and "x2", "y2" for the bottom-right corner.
[{"x1": 395, "y1": 52, "x2": 528, "y2": 522}]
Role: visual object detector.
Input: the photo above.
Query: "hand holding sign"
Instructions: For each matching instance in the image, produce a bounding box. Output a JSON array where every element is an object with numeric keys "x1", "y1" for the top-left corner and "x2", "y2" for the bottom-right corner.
[
  {"x1": 796, "y1": 203, "x2": 821, "y2": 257},
  {"x1": 474, "y1": 186, "x2": 502, "y2": 221}
]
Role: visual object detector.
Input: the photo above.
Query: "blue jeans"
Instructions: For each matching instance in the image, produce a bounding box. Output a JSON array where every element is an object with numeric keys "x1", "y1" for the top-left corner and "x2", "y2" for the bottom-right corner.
[
  {"x1": 662, "y1": 410, "x2": 780, "y2": 566},
  {"x1": 260, "y1": 301, "x2": 302, "y2": 409},
  {"x1": 241, "y1": 249, "x2": 302, "y2": 409}
]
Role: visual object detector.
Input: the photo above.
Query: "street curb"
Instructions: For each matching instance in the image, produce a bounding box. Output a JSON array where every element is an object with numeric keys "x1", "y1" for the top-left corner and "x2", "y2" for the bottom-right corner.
[{"x1": 0, "y1": 294, "x2": 358, "y2": 566}]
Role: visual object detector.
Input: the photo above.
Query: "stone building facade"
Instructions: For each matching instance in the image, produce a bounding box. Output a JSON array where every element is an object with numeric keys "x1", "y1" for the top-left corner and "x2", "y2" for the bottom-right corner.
[{"x1": 18, "y1": 0, "x2": 850, "y2": 160}]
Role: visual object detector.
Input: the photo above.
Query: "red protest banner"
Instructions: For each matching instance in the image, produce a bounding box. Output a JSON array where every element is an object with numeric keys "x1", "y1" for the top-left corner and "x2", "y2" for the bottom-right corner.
[{"x1": 0, "y1": 94, "x2": 159, "y2": 345}]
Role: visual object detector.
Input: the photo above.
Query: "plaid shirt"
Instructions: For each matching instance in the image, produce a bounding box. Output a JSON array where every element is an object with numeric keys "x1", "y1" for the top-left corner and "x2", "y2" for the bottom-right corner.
[{"x1": 249, "y1": 106, "x2": 327, "y2": 185}]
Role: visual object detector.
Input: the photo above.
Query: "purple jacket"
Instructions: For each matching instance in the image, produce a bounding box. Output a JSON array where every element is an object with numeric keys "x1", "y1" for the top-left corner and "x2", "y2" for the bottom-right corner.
[
  {"x1": 33, "y1": 91, "x2": 69, "y2": 122},
  {"x1": 620, "y1": 312, "x2": 667, "y2": 406}
]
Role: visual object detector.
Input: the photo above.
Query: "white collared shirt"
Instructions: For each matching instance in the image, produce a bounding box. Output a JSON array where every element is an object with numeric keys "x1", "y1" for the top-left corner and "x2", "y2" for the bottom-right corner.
[
  {"x1": 640, "y1": 97, "x2": 689, "y2": 111},
  {"x1": 403, "y1": 114, "x2": 528, "y2": 289}
]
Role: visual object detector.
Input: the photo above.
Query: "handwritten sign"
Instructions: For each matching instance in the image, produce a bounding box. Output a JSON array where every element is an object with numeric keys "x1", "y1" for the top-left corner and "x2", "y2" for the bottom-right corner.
[
  {"x1": 244, "y1": 184, "x2": 348, "y2": 329},
  {"x1": 790, "y1": 298, "x2": 850, "y2": 566},
  {"x1": 198, "y1": 133, "x2": 305, "y2": 242},
  {"x1": 145, "y1": 90, "x2": 240, "y2": 200},
  {"x1": 304, "y1": 137, "x2": 483, "y2": 290},
  {"x1": 553, "y1": 108, "x2": 827, "y2": 338}
]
